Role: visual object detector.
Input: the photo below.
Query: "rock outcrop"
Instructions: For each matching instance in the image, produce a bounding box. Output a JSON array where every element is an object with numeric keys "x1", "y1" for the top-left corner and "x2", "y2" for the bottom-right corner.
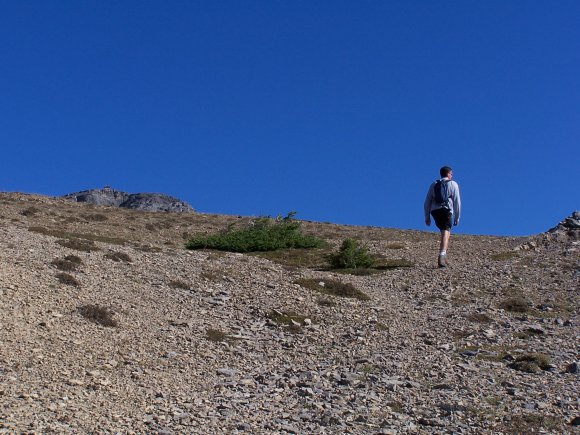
[
  {"x1": 547, "y1": 211, "x2": 580, "y2": 240},
  {"x1": 63, "y1": 187, "x2": 193, "y2": 213}
]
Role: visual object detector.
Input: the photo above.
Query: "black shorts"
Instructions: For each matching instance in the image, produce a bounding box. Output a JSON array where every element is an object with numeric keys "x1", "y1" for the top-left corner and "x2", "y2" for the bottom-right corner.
[{"x1": 431, "y1": 208, "x2": 452, "y2": 231}]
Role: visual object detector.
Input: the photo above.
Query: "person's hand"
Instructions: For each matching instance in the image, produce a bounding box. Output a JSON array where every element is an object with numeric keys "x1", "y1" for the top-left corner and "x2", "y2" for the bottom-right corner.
[
  {"x1": 425, "y1": 217, "x2": 431, "y2": 226},
  {"x1": 454, "y1": 219, "x2": 459, "y2": 226}
]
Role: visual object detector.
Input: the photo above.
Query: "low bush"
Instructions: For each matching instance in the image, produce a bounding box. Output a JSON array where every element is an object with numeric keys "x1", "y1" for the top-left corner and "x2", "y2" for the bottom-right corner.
[
  {"x1": 330, "y1": 239, "x2": 374, "y2": 269},
  {"x1": 186, "y1": 212, "x2": 324, "y2": 253},
  {"x1": 78, "y1": 304, "x2": 118, "y2": 327}
]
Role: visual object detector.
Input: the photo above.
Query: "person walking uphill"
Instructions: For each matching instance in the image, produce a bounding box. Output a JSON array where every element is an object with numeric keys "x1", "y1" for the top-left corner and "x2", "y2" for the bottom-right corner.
[{"x1": 424, "y1": 166, "x2": 461, "y2": 268}]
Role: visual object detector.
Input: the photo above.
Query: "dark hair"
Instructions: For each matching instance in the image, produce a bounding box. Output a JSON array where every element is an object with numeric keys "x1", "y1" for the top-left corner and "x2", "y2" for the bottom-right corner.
[{"x1": 440, "y1": 166, "x2": 452, "y2": 177}]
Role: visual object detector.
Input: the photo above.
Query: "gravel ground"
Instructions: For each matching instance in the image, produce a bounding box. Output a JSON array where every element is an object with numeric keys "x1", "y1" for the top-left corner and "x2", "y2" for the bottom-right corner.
[{"x1": 0, "y1": 193, "x2": 578, "y2": 434}]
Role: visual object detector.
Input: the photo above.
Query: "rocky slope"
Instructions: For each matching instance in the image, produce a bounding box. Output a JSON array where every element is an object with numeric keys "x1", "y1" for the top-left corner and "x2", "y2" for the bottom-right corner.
[
  {"x1": 0, "y1": 193, "x2": 578, "y2": 434},
  {"x1": 63, "y1": 187, "x2": 194, "y2": 213}
]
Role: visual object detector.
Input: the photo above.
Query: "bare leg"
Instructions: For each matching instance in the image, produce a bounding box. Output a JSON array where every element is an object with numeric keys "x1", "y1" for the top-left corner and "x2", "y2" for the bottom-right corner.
[{"x1": 439, "y1": 230, "x2": 450, "y2": 253}]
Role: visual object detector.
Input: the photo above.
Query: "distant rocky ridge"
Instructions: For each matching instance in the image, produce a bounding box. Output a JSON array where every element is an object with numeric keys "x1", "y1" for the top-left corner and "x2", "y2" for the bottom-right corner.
[
  {"x1": 548, "y1": 211, "x2": 580, "y2": 234},
  {"x1": 63, "y1": 187, "x2": 193, "y2": 212}
]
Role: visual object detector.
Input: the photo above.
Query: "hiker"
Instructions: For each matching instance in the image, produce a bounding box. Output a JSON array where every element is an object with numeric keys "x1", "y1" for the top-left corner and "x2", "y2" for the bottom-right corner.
[{"x1": 424, "y1": 166, "x2": 461, "y2": 267}]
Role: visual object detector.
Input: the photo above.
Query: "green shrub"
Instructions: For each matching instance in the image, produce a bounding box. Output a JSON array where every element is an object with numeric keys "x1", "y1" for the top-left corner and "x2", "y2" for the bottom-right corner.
[
  {"x1": 330, "y1": 239, "x2": 374, "y2": 269},
  {"x1": 186, "y1": 212, "x2": 324, "y2": 253}
]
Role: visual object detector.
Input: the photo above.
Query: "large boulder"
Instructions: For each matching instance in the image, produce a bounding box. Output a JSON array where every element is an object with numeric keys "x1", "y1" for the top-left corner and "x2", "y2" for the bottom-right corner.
[
  {"x1": 63, "y1": 187, "x2": 193, "y2": 213},
  {"x1": 63, "y1": 187, "x2": 129, "y2": 207}
]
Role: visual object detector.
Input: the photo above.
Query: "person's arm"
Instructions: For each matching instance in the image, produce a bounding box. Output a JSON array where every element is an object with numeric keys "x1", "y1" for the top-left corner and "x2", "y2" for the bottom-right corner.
[
  {"x1": 453, "y1": 182, "x2": 461, "y2": 225},
  {"x1": 424, "y1": 184, "x2": 433, "y2": 225}
]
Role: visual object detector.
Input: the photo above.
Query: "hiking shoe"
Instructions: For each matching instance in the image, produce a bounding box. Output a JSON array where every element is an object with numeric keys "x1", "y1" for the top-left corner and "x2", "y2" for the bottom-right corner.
[{"x1": 438, "y1": 254, "x2": 447, "y2": 268}]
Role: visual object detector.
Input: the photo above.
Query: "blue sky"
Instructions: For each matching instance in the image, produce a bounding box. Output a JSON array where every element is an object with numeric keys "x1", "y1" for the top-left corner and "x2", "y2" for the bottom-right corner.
[{"x1": 1, "y1": 1, "x2": 578, "y2": 236}]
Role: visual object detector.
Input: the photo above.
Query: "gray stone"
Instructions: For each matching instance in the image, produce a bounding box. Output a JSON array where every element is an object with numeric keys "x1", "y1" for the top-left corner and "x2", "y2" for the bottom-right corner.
[
  {"x1": 565, "y1": 362, "x2": 578, "y2": 374},
  {"x1": 63, "y1": 187, "x2": 193, "y2": 212},
  {"x1": 217, "y1": 368, "x2": 236, "y2": 377}
]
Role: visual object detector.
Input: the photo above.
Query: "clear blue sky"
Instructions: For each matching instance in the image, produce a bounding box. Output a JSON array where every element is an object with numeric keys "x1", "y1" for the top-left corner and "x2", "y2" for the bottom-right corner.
[{"x1": 1, "y1": 1, "x2": 578, "y2": 236}]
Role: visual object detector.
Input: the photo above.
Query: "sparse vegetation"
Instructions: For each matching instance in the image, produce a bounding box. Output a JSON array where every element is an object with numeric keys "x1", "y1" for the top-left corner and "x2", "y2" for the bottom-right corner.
[
  {"x1": 330, "y1": 239, "x2": 374, "y2": 269},
  {"x1": 56, "y1": 272, "x2": 80, "y2": 287},
  {"x1": 296, "y1": 278, "x2": 370, "y2": 301},
  {"x1": 515, "y1": 327, "x2": 545, "y2": 340},
  {"x1": 104, "y1": 251, "x2": 132, "y2": 262},
  {"x1": 186, "y1": 212, "x2": 324, "y2": 253},
  {"x1": 252, "y1": 247, "x2": 330, "y2": 269},
  {"x1": 82, "y1": 213, "x2": 108, "y2": 222},
  {"x1": 491, "y1": 251, "x2": 520, "y2": 261},
  {"x1": 21, "y1": 206, "x2": 40, "y2": 216},
  {"x1": 29, "y1": 226, "x2": 127, "y2": 246},
  {"x1": 51, "y1": 255, "x2": 83, "y2": 271},
  {"x1": 78, "y1": 304, "x2": 118, "y2": 327},
  {"x1": 268, "y1": 310, "x2": 309, "y2": 325},
  {"x1": 509, "y1": 353, "x2": 552, "y2": 373},
  {"x1": 499, "y1": 296, "x2": 530, "y2": 313},
  {"x1": 205, "y1": 328, "x2": 229, "y2": 342},
  {"x1": 168, "y1": 279, "x2": 191, "y2": 290},
  {"x1": 500, "y1": 414, "x2": 563, "y2": 433},
  {"x1": 268, "y1": 310, "x2": 309, "y2": 333},
  {"x1": 466, "y1": 313, "x2": 493, "y2": 323},
  {"x1": 317, "y1": 298, "x2": 337, "y2": 307},
  {"x1": 57, "y1": 238, "x2": 98, "y2": 252}
]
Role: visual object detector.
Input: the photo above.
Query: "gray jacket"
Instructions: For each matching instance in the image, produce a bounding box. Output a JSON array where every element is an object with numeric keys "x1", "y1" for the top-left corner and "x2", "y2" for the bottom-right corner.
[{"x1": 424, "y1": 178, "x2": 461, "y2": 223}]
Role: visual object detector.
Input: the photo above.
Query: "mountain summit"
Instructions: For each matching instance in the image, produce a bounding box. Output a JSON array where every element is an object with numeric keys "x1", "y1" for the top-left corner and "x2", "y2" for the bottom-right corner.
[{"x1": 63, "y1": 186, "x2": 193, "y2": 213}]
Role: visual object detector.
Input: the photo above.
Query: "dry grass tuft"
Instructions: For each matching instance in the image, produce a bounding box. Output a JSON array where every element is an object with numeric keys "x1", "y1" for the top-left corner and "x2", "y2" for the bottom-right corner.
[
  {"x1": 82, "y1": 213, "x2": 108, "y2": 222},
  {"x1": 21, "y1": 206, "x2": 40, "y2": 217},
  {"x1": 509, "y1": 353, "x2": 552, "y2": 373},
  {"x1": 57, "y1": 238, "x2": 99, "y2": 252},
  {"x1": 56, "y1": 272, "x2": 80, "y2": 287},
  {"x1": 205, "y1": 328, "x2": 229, "y2": 342},
  {"x1": 78, "y1": 304, "x2": 118, "y2": 327},
  {"x1": 104, "y1": 251, "x2": 132, "y2": 263},
  {"x1": 168, "y1": 279, "x2": 191, "y2": 290},
  {"x1": 51, "y1": 255, "x2": 83, "y2": 272},
  {"x1": 499, "y1": 296, "x2": 530, "y2": 313},
  {"x1": 385, "y1": 242, "x2": 406, "y2": 249},
  {"x1": 296, "y1": 278, "x2": 370, "y2": 301},
  {"x1": 466, "y1": 313, "x2": 493, "y2": 323},
  {"x1": 491, "y1": 251, "x2": 520, "y2": 261},
  {"x1": 317, "y1": 298, "x2": 337, "y2": 307},
  {"x1": 501, "y1": 414, "x2": 562, "y2": 433}
]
